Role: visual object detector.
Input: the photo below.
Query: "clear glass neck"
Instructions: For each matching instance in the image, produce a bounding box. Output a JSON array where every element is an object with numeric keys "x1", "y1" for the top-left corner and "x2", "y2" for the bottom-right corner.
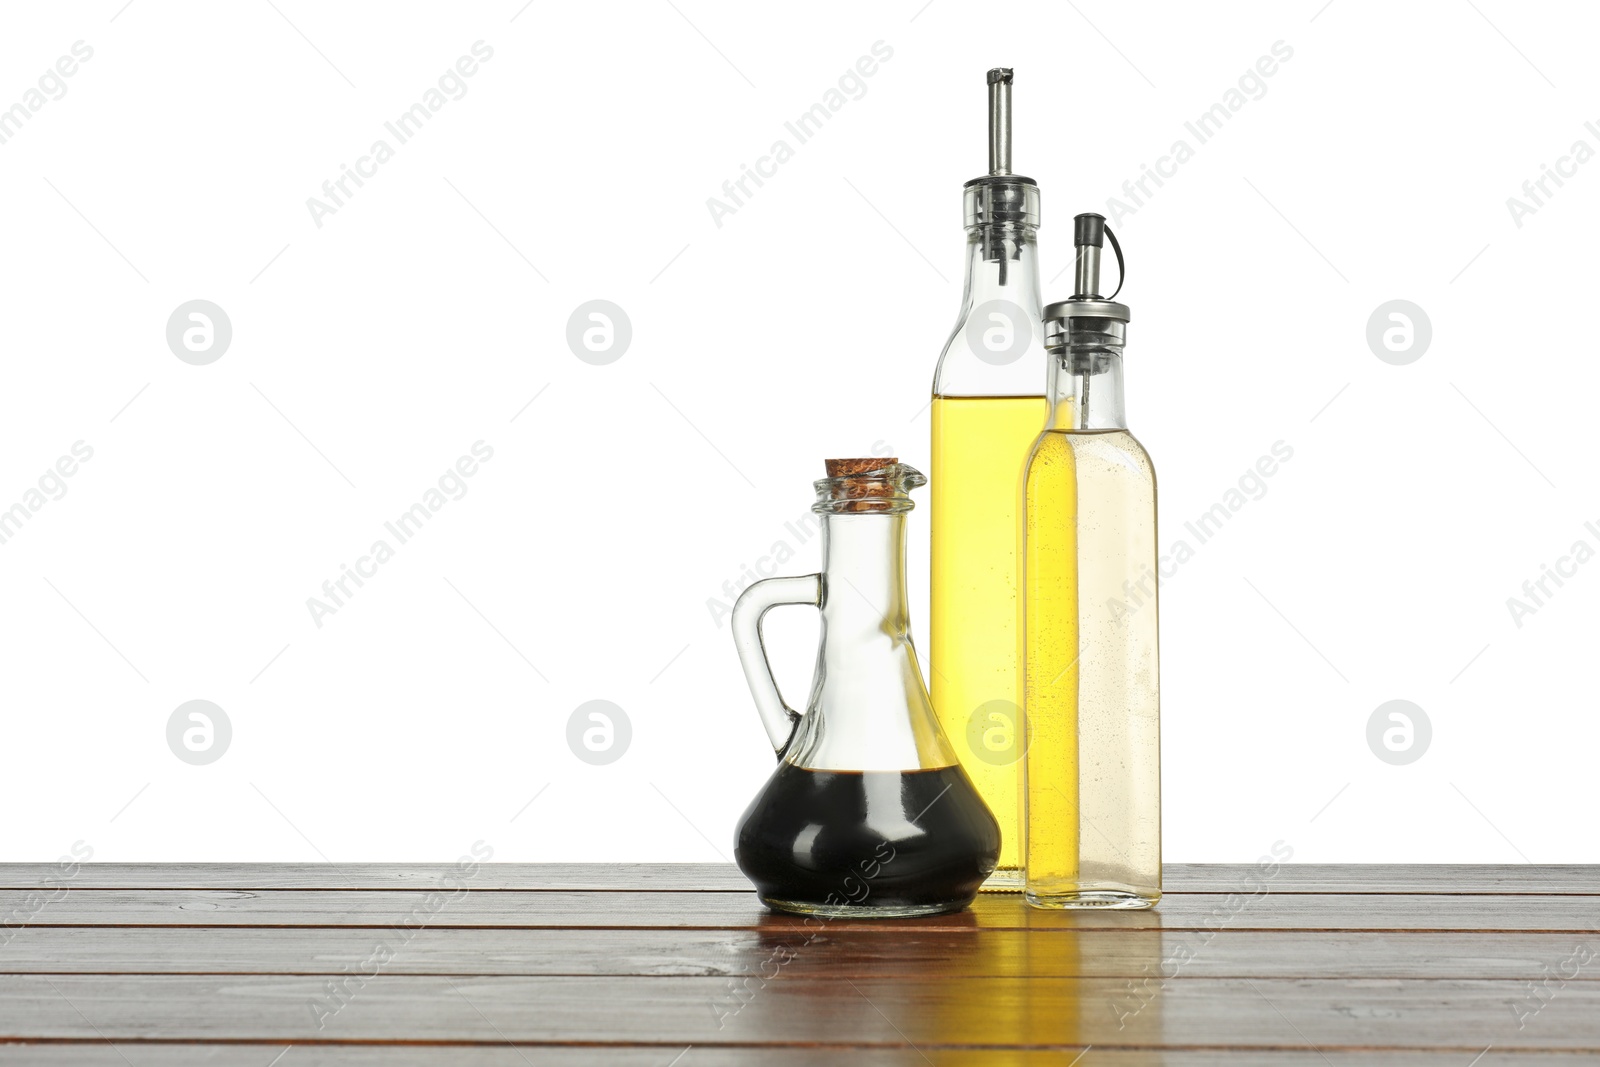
[
  {"x1": 1044, "y1": 323, "x2": 1127, "y2": 431},
  {"x1": 786, "y1": 509, "x2": 958, "y2": 773},
  {"x1": 963, "y1": 223, "x2": 1041, "y2": 306}
]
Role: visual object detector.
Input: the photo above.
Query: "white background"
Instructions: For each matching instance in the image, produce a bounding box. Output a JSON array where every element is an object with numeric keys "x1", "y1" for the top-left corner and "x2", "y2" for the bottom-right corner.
[{"x1": 1, "y1": 0, "x2": 1594, "y2": 865}]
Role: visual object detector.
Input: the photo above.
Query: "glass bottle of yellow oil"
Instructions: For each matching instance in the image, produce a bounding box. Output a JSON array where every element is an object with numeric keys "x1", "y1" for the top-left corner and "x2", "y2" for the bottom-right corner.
[
  {"x1": 930, "y1": 69, "x2": 1048, "y2": 891},
  {"x1": 1023, "y1": 213, "x2": 1160, "y2": 909}
]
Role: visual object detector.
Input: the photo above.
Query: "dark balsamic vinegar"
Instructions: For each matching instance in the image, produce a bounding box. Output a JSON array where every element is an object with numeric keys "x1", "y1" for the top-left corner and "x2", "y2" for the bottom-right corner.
[{"x1": 734, "y1": 763, "x2": 1001, "y2": 916}]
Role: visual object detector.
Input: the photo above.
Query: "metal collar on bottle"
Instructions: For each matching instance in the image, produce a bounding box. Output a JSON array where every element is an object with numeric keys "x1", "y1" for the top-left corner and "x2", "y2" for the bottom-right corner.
[{"x1": 1044, "y1": 298, "x2": 1130, "y2": 325}]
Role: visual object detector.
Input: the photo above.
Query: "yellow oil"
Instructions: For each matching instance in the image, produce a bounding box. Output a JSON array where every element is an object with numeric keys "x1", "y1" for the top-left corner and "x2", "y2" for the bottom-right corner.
[
  {"x1": 1023, "y1": 429, "x2": 1161, "y2": 908},
  {"x1": 1020, "y1": 430, "x2": 1080, "y2": 900},
  {"x1": 930, "y1": 394, "x2": 1046, "y2": 890}
]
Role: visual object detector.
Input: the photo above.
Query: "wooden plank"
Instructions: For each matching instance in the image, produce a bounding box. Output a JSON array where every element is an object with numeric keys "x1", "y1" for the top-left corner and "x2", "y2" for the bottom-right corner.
[
  {"x1": 0, "y1": 974, "x2": 1594, "y2": 1049},
  {"x1": 0, "y1": 863, "x2": 748, "y2": 892},
  {"x1": 4, "y1": 888, "x2": 1599, "y2": 931},
  {"x1": 0, "y1": 863, "x2": 1594, "y2": 893},
  {"x1": 1, "y1": 864, "x2": 1593, "y2": 1057},
  {"x1": 0, "y1": 1048, "x2": 1572, "y2": 1066},
  {"x1": 0, "y1": 1049, "x2": 1581, "y2": 1067},
  {"x1": 1165, "y1": 864, "x2": 1600, "y2": 894},
  {"x1": 1, "y1": 926, "x2": 1598, "y2": 981}
]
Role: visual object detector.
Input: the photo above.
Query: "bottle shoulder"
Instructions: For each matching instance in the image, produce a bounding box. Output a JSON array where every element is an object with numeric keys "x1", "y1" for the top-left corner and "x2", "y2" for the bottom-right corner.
[
  {"x1": 932, "y1": 322, "x2": 1050, "y2": 396},
  {"x1": 1027, "y1": 429, "x2": 1157, "y2": 482},
  {"x1": 932, "y1": 244, "x2": 1047, "y2": 394}
]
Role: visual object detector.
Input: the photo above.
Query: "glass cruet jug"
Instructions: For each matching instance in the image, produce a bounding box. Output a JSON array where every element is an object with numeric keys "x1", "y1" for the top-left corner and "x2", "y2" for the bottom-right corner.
[{"x1": 731, "y1": 459, "x2": 1001, "y2": 918}]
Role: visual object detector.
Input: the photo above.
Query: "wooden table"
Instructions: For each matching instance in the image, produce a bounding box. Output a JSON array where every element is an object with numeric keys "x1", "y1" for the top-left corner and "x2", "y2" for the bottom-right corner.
[{"x1": 0, "y1": 863, "x2": 1595, "y2": 1063}]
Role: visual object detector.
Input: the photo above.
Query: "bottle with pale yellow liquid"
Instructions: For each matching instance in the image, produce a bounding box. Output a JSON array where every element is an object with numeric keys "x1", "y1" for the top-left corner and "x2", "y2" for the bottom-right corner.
[
  {"x1": 1023, "y1": 213, "x2": 1160, "y2": 909},
  {"x1": 930, "y1": 69, "x2": 1048, "y2": 891}
]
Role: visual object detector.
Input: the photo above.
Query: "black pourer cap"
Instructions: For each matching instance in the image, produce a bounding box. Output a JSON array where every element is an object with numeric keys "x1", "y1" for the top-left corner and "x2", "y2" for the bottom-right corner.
[
  {"x1": 1074, "y1": 213, "x2": 1106, "y2": 248},
  {"x1": 1046, "y1": 211, "x2": 1128, "y2": 327}
]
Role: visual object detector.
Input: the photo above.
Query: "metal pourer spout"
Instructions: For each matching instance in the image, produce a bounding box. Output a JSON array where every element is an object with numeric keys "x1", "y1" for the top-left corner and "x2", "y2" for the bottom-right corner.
[
  {"x1": 1047, "y1": 214, "x2": 1130, "y2": 428},
  {"x1": 987, "y1": 68, "x2": 1012, "y2": 176},
  {"x1": 1046, "y1": 212, "x2": 1130, "y2": 355},
  {"x1": 965, "y1": 68, "x2": 1036, "y2": 283},
  {"x1": 1073, "y1": 213, "x2": 1106, "y2": 299}
]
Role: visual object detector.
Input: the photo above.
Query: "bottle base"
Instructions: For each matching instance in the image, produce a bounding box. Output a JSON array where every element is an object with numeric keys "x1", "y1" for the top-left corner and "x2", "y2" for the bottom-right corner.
[
  {"x1": 1024, "y1": 885, "x2": 1160, "y2": 910},
  {"x1": 758, "y1": 895, "x2": 971, "y2": 919},
  {"x1": 979, "y1": 868, "x2": 1025, "y2": 893}
]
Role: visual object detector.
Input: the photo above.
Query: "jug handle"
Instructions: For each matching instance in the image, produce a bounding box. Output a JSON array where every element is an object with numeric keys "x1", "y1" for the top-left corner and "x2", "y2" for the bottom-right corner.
[{"x1": 731, "y1": 574, "x2": 821, "y2": 758}]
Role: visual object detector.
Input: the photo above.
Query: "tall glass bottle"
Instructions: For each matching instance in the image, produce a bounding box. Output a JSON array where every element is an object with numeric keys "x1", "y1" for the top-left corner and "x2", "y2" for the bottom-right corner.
[
  {"x1": 930, "y1": 69, "x2": 1047, "y2": 891},
  {"x1": 1023, "y1": 214, "x2": 1160, "y2": 909}
]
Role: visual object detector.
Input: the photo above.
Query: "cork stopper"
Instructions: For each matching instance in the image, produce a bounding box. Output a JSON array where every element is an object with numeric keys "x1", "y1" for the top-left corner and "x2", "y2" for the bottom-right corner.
[
  {"x1": 825, "y1": 458, "x2": 898, "y2": 513},
  {"x1": 825, "y1": 458, "x2": 892, "y2": 477}
]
